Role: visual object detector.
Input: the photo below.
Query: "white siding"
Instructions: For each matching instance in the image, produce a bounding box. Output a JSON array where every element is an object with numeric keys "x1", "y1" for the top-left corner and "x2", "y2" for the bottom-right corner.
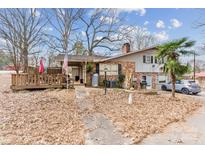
[
  {"x1": 135, "y1": 52, "x2": 163, "y2": 72},
  {"x1": 110, "y1": 49, "x2": 164, "y2": 73}
]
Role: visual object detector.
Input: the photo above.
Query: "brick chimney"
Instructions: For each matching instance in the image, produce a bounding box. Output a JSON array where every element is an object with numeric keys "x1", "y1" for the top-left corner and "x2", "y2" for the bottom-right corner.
[{"x1": 122, "y1": 43, "x2": 130, "y2": 54}]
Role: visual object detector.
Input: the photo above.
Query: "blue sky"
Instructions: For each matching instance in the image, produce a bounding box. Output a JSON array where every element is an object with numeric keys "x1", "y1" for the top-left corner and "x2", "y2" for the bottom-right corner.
[
  {"x1": 44, "y1": 8, "x2": 205, "y2": 48},
  {"x1": 120, "y1": 8, "x2": 205, "y2": 61},
  {"x1": 28, "y1": 8, "x2": 205, "y2": 61},
  {"x1": 119, "y1": 9, "x2": 204, "y2": 45}
]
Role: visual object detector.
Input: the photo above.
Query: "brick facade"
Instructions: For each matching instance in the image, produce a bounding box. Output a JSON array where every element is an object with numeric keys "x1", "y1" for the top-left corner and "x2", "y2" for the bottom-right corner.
[
  {"x1": 87, "y1": 61, "x2": 159, "y2": 89},
  {"x1": 133, "y1": 72, "x2": 158, "y2": 89},
  {"x1": 98, "y1": 61, "x2": 135, "y2": 88},
  {"x1": 151, "y1": 73, "x2": 158, "y2": 89}
]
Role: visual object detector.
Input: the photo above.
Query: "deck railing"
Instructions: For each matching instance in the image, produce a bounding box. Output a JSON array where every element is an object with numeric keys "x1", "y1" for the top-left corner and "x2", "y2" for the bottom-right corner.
[{"x1": 11, "y1": 73, "x2": 74, "y2": 90}]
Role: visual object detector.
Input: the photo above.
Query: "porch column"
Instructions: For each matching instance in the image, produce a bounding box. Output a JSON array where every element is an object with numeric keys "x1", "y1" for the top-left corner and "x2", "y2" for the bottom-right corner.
[
  {"x1": 83, "y1": 62, "x2": 87, "y2": 84},
  {"x1": 152, "y1": 73, "x2": 157, "y2": 89},
  {"x1": 136, "y1": 73, "x2": 141, "y2": 90}
]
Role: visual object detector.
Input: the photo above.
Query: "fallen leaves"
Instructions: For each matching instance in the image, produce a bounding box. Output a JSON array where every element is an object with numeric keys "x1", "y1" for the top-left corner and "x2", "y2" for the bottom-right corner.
[
  {"x1": 86, "y1": 88, "x2": 203, "y2": 144},
  {"x1": 0, "y1": 74, "x2": 85, "y2": 144}
]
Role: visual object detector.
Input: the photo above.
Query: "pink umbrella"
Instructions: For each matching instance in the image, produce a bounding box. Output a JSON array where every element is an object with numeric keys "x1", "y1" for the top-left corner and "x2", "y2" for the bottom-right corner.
[{"x1": 39, "y1": 58, "x2": 44, "y2": 74}]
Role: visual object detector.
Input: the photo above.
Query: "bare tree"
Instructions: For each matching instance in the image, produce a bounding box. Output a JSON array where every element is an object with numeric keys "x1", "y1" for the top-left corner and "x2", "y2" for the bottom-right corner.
[
  {"x1": 5, "y1": 41, "x2": 21, "y2": 73},
  {"x1": 122, "y1": 26, "x2": 156, "y2": 50},
  {"x1": 80, "y1": 9, "x2": 130, "y2": 55},
  {"x1": 0, "y1": 49, "x2": 12, "y2": 70},
  {"x1": 46, "y1": 9, "x2": 84, "y2": 54},
  {"x1": 0, "y1": 8, "x2": 48, "y2": 73}
]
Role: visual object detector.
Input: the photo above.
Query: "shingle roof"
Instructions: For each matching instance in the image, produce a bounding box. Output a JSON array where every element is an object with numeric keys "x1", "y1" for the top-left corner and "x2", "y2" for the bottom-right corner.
[
  {"x1": 99, "y1": 46, "x2": 157, "y2": 62},
  {"x1": 55, "y1": 46, "x2": 157, "y2": 63},
  {"x1": 55, "y1": 54, "x2": 108, "y2": 62}
]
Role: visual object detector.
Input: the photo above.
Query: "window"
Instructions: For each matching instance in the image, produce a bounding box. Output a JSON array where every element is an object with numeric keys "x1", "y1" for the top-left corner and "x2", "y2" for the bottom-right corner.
[
  {"x1": 176, "y1": 80, "x2": 181, "y2": 84},
  {"x1": 158, "y1": 58, "x2": 165, "y2": 64},
  {"x1": 99, "y1": 64, "x2": 118, "y2": 75},
  {"x1": 158, "y1": 75, "x2": 166, "y2": 83},
  {"x1": 143, "y1": 55, "x2": 155, "y2": 64},
  {"x1": 146, "y1": 55, "x2": 151, "y2": 63},
  {"x1": 151, "y1": 56, "x2": 153, "y2": 64}
]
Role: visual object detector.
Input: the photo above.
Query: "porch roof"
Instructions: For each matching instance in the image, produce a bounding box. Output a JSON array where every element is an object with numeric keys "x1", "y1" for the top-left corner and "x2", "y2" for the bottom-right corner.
[{"x1": 55, "y1": 54, "x2": 108, "y2": 62}]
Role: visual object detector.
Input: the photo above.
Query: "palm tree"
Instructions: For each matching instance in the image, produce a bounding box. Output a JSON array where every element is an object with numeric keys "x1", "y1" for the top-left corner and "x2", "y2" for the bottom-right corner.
[{"x1": 156, "y1": 37, "x2": 195, "y2": 97}]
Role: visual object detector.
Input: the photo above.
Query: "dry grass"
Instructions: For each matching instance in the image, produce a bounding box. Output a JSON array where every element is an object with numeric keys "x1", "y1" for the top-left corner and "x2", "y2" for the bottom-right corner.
[
  {"x1": 0, "y1": 74, "x2": 84, "y2": 144},
  {"x1": 86, "y1": 88, "x2": 203, "y2": 144}
]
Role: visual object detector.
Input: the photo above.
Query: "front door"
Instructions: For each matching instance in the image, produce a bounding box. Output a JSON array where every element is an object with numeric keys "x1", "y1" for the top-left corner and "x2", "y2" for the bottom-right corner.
[
  {"x1": 146, "y1": 75, "x2": 152, "y2": 88},
  {"x1": 72, "y1": 67, "x2": 80, "y2": 82}
]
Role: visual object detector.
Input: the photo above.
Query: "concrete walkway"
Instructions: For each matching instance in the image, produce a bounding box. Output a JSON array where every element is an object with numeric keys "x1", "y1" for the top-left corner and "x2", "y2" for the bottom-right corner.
[
  {"x1": 141, "y1": 92, "x2": 205, "y2": 144},
  {"x1": 75, "y1": 86, "x2": 132, "y2": 145}
]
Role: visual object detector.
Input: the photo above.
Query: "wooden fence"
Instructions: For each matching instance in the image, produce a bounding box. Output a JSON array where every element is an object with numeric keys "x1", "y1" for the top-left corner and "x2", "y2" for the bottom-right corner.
[{"x1": 11, "y1": 73, "x2": 74, "y2": 91}]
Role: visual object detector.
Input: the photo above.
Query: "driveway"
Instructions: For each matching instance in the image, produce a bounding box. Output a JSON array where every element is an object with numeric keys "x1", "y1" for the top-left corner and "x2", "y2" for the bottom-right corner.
[
  {"x1": 75, "y1": 86, "x2": 132, "y2": 145},
  {"x1": 141, "y1": 91, "x2": 205, "y2": 144}
]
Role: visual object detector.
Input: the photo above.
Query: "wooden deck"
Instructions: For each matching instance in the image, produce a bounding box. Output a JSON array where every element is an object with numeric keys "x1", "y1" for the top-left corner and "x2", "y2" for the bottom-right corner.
[{"x1": 11, "y1": 73, "x2": 74, "y2": 91}]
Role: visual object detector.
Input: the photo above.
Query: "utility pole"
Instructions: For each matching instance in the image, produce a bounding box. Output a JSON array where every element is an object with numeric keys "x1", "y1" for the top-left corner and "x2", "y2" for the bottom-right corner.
[{"x1": 193, "y1": 51, "x2": 196, "y2": 81}]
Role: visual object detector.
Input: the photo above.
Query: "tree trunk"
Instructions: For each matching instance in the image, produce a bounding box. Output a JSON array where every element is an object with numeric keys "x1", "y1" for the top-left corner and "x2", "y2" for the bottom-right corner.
[
  {"x1": 171, "y1": 72, "x2": 176, "y2": 97},
  {"x1": 14, "y1": 64, "x2": 19, "y2": 74},
  {"x1": 23, "y1": 49, "x2": 28, "y2": 73}
]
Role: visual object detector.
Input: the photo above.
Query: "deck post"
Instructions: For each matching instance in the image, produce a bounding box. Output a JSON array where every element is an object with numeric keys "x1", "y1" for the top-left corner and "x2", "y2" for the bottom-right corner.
[{"x1": 83, "y1": 62, "x2": 87, "y2": 85}]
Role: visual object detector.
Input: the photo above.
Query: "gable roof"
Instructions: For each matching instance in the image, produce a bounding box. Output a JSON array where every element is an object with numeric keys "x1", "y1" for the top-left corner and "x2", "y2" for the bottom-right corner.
[
  {"x1": 55, "y1": 54, "x2": 109, "y2": 62},
  {"x1": 55, "y1": 46, "x2": 157, "y2": 63},
  {"x1": 99, "y1": 46, "x2": 157, "y2": 62}
]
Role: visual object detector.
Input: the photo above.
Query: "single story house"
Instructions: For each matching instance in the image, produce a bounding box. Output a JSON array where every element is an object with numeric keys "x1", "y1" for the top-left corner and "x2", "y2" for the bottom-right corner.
[{"x1": 54, "y1": 43, "x2": 168, "y2": 89}]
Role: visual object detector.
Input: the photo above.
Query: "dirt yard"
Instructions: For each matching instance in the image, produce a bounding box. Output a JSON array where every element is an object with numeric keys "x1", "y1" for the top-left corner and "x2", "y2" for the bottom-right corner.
[
  {"x1": 0, "y1": 74, "x2": 84, "y2": 144},
  {"x1": 86, "y1": 88, "x2": 203, "y2": 144}
]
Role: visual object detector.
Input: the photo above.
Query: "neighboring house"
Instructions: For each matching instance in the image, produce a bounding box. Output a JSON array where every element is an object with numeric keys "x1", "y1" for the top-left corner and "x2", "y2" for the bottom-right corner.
[
  {"x1": 196, "y1": 71, "x2": 205, "y2": 89},
  {"x1": 54, "y1": 43, "x2": 168, "y2": 89}
]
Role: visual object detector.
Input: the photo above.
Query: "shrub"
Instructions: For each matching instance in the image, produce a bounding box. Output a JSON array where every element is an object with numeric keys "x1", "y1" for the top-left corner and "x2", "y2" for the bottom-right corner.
[
  {"x1": 86, "y1": 62, "x2": 94, "y2": 73},
  {"x1": 116, "y1": 74, "x2": 125, "y2": 88}
]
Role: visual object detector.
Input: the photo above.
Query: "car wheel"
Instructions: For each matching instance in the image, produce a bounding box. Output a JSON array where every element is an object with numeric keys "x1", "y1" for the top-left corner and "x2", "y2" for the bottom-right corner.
[
  {"x1": 181, "y1": 88, "x2": 189, "y2": 95},
  {"x1": 161, "y1": 85, "x2": 167, "y2": 91},
  {"x1": 193, "y1": 92, "x2": 198, "y2": 95}
]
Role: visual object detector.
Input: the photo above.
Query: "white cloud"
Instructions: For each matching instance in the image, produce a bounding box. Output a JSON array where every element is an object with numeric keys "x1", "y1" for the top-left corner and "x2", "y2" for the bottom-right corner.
[
  {"x1": 0, "y1": 38, "x2": 6, "y2": 45},
  {"x1": 48, "y1": 27, "x2": 53, "y2": 31},
  {"x1": 96, "y1": 36, "x2": 103, "y2": 40},
  {"x1": 118, "y1": 8, "x2": 146, "y2": 16},
  {"x1": 135, "y1": 8, "x2": 146, "y2": 16},
  {"x1": 170, "y1": 18, "x2": 183, "y2": 28},
  {"x1": 143, "y1": 21, "x2": 149, "y2": 26},
  {"x1": 81, "y1": 31, "x2": 86, "y2": 37},
  {"x1": 100, "y1": 16, "x2": 117, "y2": 24},
  {"x1": 156, "y1": 20, "x2": 165, "y2": 29},
  {"x1": 154, "y1": 31, "x2": 169, "y2": 41},
  {"x1": 43, "y1": 27, "x2": 53, "y2": 32}
]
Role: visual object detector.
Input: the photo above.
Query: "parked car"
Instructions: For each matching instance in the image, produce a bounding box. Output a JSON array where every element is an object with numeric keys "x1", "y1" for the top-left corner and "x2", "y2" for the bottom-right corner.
[{"x1": 161, "y1": 80, "x2": 201, "y2": 95}]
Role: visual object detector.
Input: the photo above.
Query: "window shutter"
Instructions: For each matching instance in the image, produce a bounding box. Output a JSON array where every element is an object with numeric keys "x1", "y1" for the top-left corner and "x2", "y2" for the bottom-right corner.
[
  {"x1": 96, "y1": 63, "x2": 99, "y2": 74},
  {"x1": 155, "y1": 57, "x2": 158, "y2": 64},
  {"x1": 151, "y1": 56, "x2": 153, "y2": 63},
  {"x1": 118, "y1": 64, "x2": 122, "y2": 75},
  {"x1": 143, "y1": 55, "x2": 146, "y2": 63}
]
